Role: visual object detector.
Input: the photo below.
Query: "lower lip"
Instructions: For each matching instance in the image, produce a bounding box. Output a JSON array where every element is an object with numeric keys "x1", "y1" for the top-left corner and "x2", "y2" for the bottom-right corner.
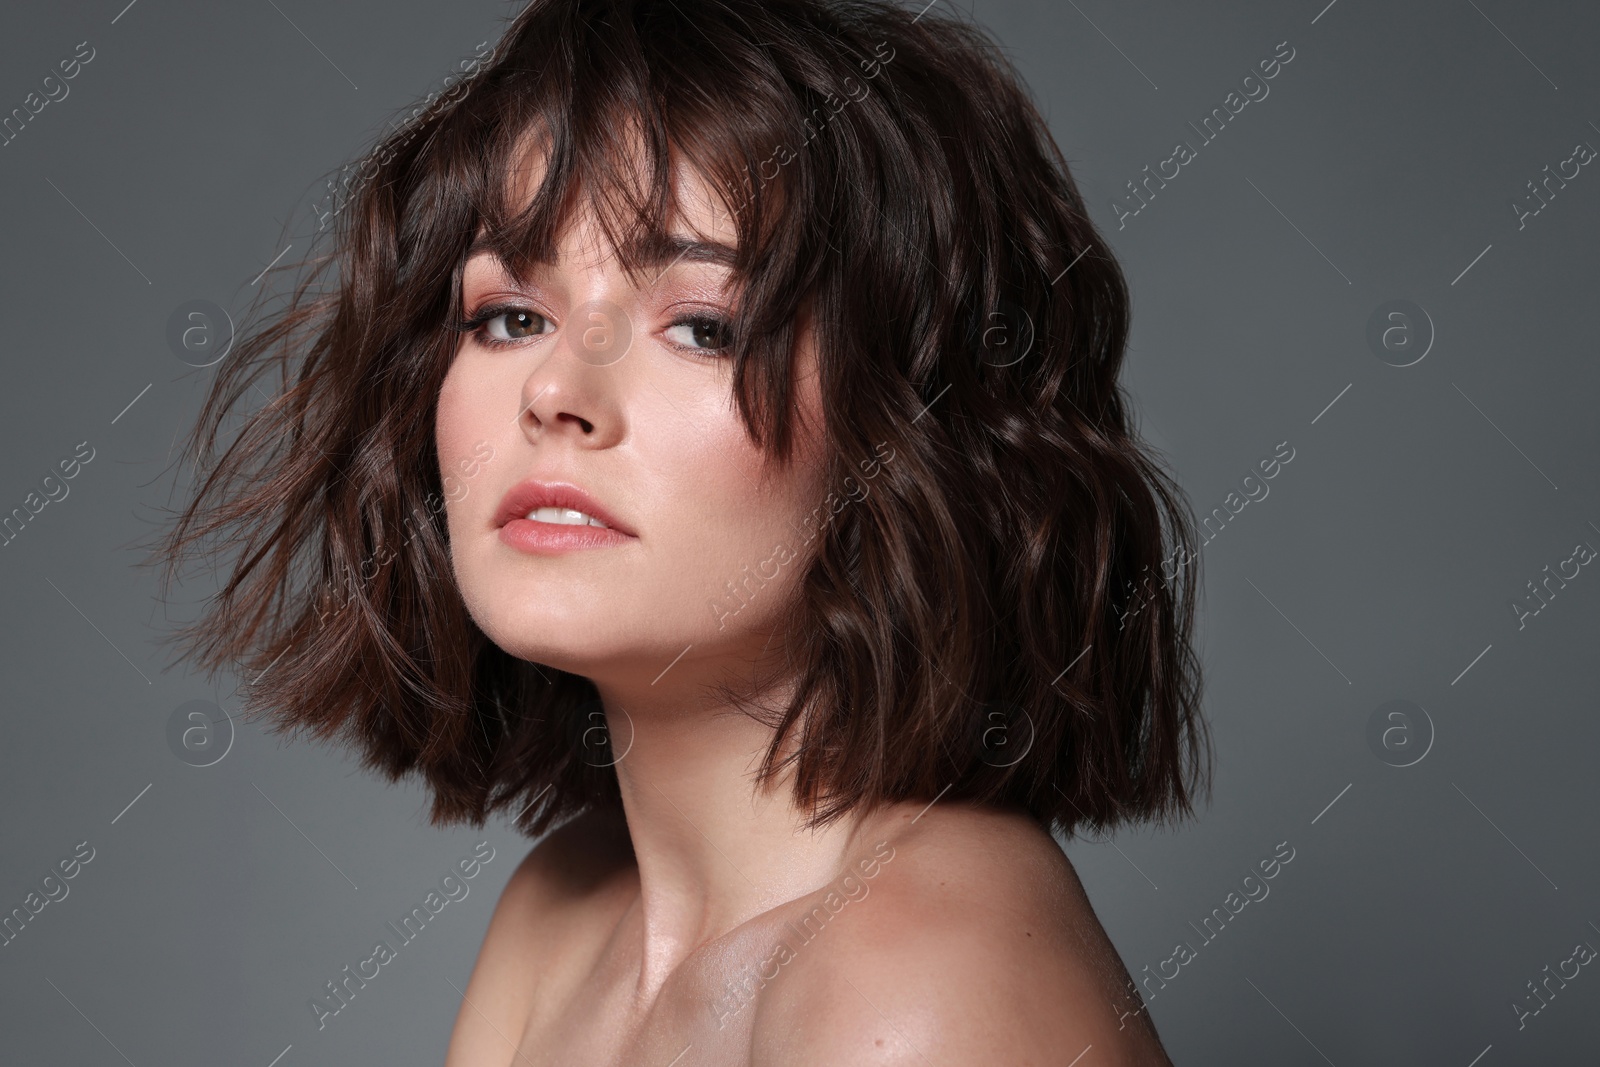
[{"x1": 499, "y1": 518, "x2": 636, "y2": 554}]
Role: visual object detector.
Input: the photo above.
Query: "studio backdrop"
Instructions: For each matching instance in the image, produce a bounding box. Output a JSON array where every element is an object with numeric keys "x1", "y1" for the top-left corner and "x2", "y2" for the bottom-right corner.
[{"x1": 0, "y1": 0, "x2": 1596, "y2": 1063}]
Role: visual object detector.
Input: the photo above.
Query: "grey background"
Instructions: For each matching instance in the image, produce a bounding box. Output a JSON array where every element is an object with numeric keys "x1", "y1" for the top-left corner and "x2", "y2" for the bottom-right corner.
[{"x1": 0, "y1": 0, "x2": 1596, "y2": 1063}]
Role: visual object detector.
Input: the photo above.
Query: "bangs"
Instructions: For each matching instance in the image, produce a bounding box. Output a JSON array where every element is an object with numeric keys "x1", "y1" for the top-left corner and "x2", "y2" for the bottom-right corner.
[
  {"x1": 420, "y1": 0, "x2": 829, "y2": 457},
  {"x1": 157, "y1": 0, "x2": 1209, "y2": 842}
]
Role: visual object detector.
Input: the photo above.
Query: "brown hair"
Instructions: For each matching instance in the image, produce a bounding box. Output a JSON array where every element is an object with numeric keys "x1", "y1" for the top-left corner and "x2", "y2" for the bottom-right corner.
[{"x1": 153, "y1": 0, "x2": 1212, "y2": 840}]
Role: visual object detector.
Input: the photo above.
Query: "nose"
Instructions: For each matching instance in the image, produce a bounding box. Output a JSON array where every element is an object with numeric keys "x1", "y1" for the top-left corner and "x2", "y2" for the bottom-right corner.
[{"x1": 516, "y1": 315, "x2": 627, "y2": 449}]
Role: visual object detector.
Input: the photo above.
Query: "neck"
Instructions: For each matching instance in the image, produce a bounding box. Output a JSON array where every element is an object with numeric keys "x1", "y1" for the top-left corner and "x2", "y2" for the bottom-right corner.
[{"x1": 589, "y1": 656, "x2": 870, "y2": 998}]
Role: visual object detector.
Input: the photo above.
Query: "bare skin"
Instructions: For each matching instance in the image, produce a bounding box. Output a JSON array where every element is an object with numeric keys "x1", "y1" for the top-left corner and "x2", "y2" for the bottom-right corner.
[
  {"x1": 437, "y1": 140, "x2": 1175, "y2": 1066},
  {"x1": 445, "y1": 798, "x2": 1173, "y2": 1066}
]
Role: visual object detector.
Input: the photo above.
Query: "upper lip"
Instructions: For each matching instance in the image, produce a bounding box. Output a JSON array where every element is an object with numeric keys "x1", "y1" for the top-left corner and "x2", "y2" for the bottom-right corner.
[{"x1": 492, "y1": 479, "x2": 636, "y2": 536}]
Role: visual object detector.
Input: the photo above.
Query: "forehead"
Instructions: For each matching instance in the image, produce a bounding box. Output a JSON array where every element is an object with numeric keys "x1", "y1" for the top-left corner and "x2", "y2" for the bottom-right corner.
[{"x1": 468, "y1": 129, "x2": 739, "y2": 274}]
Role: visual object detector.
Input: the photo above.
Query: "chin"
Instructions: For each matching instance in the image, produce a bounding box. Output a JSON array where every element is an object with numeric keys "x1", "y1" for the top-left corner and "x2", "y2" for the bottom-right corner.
[
  {"x1": 472, "y1": 601, "x2": 617, "y2": 667},
  {"x1": 466, "y1": 595, "x2": 674, "y2": 677},
  {"x1": 456, "y1": 548, "x2": 790, "y2": 678}
]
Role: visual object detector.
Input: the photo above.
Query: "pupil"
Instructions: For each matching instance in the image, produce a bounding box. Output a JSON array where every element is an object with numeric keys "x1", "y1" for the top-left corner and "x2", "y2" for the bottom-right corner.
[
  {"x1": 694, "y1": 319, "x2": 727, "y2": 348},
  {"x1": 510, "y1": 311, "x2": 536, "y2": 337}
]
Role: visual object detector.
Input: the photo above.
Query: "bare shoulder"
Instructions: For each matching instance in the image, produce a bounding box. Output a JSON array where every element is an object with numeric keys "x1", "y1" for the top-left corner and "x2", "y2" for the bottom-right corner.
[
  {"x1": 444, "y1": 806, "x2": 636, "y2": 1067},
  {"x1": 751, "y1": 802, "x2": 1171, "y2": 1067}
]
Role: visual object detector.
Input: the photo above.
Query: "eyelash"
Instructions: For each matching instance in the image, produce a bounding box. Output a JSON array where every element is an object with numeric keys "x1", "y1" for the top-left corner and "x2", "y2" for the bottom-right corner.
[
  {"x1": 447, "y1": 303, "x2": 547, "y2": 349},
  {"x1": 447, "y1": 301, "x2": 734, "y2": 357}
]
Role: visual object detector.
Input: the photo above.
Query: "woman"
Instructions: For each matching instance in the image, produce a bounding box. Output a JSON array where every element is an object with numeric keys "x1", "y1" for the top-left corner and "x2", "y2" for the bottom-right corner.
[{"x1": 158, "y1": 0, "x2": 1211, "y2": 1062}]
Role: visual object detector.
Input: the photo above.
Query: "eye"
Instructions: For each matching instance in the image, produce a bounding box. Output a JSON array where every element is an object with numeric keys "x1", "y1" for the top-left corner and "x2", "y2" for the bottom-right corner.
[
  {"x1": 450, "y1": 302, "x2": 554, "y2": 348},
  {"x1": 485, "y1": 308, "x2": 550, "y2": 342},
  {"x1": 664, "y1": 313, "x2": 733, "y2": 354}
]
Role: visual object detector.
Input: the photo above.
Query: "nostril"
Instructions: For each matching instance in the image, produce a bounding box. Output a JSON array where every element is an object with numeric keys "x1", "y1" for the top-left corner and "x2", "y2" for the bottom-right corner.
[{"x1": 557, "y1": 413, "x2": 594, "y2": 434}]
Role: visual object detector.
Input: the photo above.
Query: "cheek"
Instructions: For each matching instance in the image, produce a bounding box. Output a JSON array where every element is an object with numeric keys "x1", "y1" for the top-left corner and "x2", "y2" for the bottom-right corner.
[
  {"x1": 434, "y1": 358, "x2": 476, "y2": 463},
  {"x1": 434, "y1": 357, "x2": 503, "y2": 541},
  {"x1": 650, "y1": 381, "x2": 827, "y2": 620},
  {"x1": 651, "y1": 401, "x2": 774, "y2": 562}
]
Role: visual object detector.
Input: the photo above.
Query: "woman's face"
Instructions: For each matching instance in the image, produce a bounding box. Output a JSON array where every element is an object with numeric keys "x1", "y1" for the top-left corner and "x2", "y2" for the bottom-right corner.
[{"x1": 436, "y1": 159, "x2": 829, "y2": 688}]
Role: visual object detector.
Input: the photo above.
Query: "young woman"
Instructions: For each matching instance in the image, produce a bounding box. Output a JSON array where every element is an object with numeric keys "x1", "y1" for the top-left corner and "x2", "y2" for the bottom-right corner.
[{"x1": 159, "y1": 0, "x2": 1211, "y2": 1062}]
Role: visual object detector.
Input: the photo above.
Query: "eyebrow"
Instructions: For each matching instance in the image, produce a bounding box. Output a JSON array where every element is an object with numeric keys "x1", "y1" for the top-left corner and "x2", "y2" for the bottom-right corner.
[{"x1": 464, "y1": 231, "x2": 737, "y2": 272}]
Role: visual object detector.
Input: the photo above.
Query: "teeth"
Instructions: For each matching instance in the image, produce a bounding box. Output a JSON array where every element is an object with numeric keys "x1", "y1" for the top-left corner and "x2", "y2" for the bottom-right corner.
[{"x1": 525, "y1": 506, "x2": 610, "y2": 528}]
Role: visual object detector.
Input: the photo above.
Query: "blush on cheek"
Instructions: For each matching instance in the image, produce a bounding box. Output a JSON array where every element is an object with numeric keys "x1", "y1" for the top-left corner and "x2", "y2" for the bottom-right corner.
[{"x1": 434, "y1": 361, "x2": 500, "y2": 516}]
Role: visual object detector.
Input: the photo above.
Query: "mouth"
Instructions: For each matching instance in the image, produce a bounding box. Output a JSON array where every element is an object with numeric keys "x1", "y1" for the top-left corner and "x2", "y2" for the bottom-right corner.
[
  {"x1": 492, "y1": 479, "x2": 637, "y2": 538},
  {"x1": 524, "y1": 505, "x2": 612, "y2": 529}
]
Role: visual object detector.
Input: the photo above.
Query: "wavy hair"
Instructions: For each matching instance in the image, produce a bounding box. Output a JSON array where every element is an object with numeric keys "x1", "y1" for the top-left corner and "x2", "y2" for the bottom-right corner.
[{"x1": 154, "y1": 0, "x2": 1212, "y2": 840}]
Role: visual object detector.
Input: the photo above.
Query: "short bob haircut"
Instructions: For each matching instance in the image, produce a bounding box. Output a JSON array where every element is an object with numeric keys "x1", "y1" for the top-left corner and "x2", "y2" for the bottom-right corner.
[{"x1": 156, "y1": 0, "x2": 1212, "y2": 841}]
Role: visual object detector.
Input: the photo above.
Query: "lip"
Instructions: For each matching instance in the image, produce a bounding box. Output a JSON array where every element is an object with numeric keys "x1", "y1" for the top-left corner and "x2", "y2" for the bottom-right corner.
[{"x1": 492, "y1": 479, "x2": 637, "y2": 549}]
